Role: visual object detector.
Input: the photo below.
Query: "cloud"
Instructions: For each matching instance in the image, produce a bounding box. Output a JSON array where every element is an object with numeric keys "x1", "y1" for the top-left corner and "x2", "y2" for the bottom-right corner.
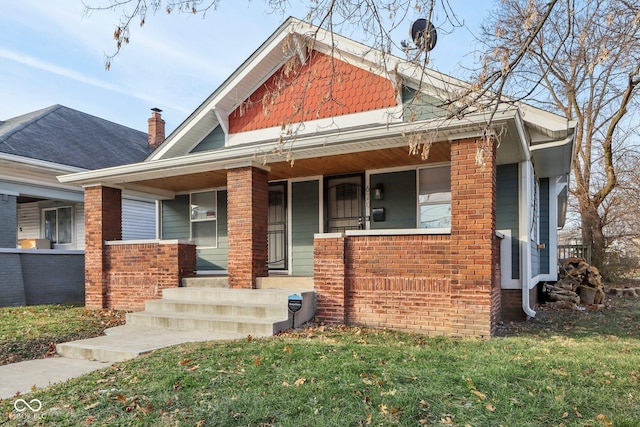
[{"x1": 0, "y1": 47, "x2": 190, "y2": 115}]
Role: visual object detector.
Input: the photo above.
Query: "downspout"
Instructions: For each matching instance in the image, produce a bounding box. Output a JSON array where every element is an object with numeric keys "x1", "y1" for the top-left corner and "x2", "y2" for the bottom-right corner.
[{"x1": 520, "y1": 161, "x2": 537, "y2": 318}]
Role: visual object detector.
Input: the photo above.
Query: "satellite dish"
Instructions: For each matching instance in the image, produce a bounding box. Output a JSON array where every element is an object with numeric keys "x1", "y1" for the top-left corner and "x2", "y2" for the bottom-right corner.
[{"x1": 410, "y1": 19, "x2": 437, "y2": 52}]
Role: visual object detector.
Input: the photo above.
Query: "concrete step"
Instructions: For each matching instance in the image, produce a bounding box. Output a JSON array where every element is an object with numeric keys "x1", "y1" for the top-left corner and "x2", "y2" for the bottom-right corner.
[
  {"x1": 125, "y1": 311, "x2": 281, "y2": 337},
  {"x1": 56, "y1": 325, "x2": 244, "y2": 362},
  {"x1": 162, "y1": 287, "x2": 312, "y2": 305},
  {"x1": 256, "y1": 276, "x2": 314, "y2": 290},
  {"x1": 181, "y1": 276, "x2": 229, "y2": 288},
  {"x1": 145, "y1": 299, "x2": 286, "y2": 318}
]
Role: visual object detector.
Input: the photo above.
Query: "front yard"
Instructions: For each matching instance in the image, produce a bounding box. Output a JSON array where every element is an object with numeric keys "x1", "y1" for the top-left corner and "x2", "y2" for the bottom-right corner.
[{"x1": 0, "y1": 291, "x2": 638, "y2": 426}]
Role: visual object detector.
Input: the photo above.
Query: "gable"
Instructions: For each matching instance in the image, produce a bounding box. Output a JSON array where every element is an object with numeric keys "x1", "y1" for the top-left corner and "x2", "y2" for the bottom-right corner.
[{"x1": 228, "y1": 50, "x2": 397, "y2": 134}]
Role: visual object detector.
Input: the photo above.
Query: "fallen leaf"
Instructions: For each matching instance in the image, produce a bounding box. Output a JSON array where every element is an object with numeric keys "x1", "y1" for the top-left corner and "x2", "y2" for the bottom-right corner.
[
  {"x1": 178, "y1": 358, "x2": 191, "y2": 366},
  {"x1": 253, "y1": 356, "x2": 262, "y2": 366},
  {"x1": 562, "y1": 411, "x2": 569, "y2": 418},
  {"x1": 379, "y1": 403, "x2": 388, "y2": 415},
  {"x1": 485, "y1": 403, "x2": 496, "y2": 412},
  {"x1": 294, "y1": 377, "x2": 306, "y2": 386},
  {"x1": 195, "y1": 420, "x2": 206, "y2": 427},
  {"x1": 283, "y1": 346, "x2": 292, "y2": 353},
  {"x1": 597, "y1": 414, "x2": 612, "y2": 426},
  {"x1": 187, "y1": 364, "x2": 199, "y2": 371},
  {"x1": 471, "y1": 390, "x2": 486, "y2": 400}
]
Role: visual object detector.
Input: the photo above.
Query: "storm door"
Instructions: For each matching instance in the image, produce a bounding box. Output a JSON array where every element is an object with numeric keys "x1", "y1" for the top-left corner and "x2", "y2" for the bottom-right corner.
[
  {"x1": 326, "y1": 175, "x2": 364, "y2": 232},
  {"x1": 268, "y1": 183, "x2": 287, "y2": 270}
]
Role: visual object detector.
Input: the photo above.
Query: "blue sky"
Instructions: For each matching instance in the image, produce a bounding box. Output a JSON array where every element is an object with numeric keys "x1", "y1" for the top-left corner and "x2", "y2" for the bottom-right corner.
[{"x1": 0, "y1": 0, "x2": 494, "y2": 134}]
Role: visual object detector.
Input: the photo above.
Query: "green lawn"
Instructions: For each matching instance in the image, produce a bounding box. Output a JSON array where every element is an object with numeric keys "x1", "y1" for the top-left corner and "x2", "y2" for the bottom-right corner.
[
  {"x1": 1, "y1": 297, "x2": 639, "y2": 426},
  {"x1": 0, "y1": 305, "x2": 125, "y2": 365}
]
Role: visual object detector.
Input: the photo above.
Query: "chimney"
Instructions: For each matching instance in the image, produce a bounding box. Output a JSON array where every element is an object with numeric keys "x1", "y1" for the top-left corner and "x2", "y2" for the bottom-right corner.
[{"x1": 148, "y1": 108, "x2": 165, "y2": 149}]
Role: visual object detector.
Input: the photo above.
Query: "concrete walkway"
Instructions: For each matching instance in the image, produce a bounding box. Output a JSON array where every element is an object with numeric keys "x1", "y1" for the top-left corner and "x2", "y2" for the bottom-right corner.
[{"x1": 0, "y1": 325, "x2": 244, "y2": 400}]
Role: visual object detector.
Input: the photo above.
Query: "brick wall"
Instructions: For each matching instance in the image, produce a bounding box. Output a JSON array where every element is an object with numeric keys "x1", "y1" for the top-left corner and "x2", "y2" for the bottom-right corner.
[
  {"x1": 449, "y1": 138, "x2": 497, "y2": 337},
  {"x1": 227, "y1": 166, "x2": 268, "y2": 288},
  {"x1": 501, "y1": 285, "x2": 539, "y2": 322},
  {"x1": 104, "y1": 241, "x2": 196, "y2": 311},
  {"x1": 346, "y1": 234, "x2": 453, "y2": 335},
  {"x1": 313, "y1": 138, "x2": 499, "y2": 337},
  {"x1": 314, "y1": 234, "x2": 347, "y2": 324},
  {"x1": 84, "y1": 185, "x2": 196, "y2": 310},
  {"x1": 85, "y1": 185, "x2": 122, "y2": 309}
]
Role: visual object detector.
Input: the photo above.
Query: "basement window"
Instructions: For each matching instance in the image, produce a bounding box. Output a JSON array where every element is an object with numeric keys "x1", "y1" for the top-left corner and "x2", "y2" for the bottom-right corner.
[{"x1": 190, "y1": 191, "x2": 217, "y2": 248}]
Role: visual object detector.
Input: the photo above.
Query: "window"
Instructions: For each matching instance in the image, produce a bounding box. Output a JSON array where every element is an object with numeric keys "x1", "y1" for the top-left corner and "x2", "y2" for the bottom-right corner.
[
  {"x1": 190, "y1": 191, "x2": 217, "y2": 247},
  {"x1": 418, "y1": 165, "x2": 451, "y2": 229},
  {"x1": 43, "y1": 206, "x2": 72, "y2": 245}
]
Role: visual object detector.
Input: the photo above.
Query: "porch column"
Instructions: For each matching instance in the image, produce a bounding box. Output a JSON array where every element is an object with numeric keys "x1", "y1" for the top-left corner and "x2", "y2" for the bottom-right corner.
[
  {"x1": 450, "y1": 138, "x2": 498, "y2": 337},
  {"x1": 226, "y1": 163, "x2": 269, "y2": 288},
  {"x1": 84, "y1": 185, "x2": 122, "y2": 309}
]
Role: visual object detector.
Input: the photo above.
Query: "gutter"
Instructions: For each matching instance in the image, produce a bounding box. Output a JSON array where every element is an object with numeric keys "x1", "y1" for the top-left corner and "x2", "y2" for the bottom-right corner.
[{"x1": 519, "y1": 160, "x2": 536, "y2": 318}]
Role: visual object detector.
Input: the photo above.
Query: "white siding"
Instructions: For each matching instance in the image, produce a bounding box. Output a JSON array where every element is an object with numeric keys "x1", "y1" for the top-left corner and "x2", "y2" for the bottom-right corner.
[
  {"x1": 122, "y1": 198, "x2": 156, "y2": 240},
  {"x1": 17, "y1": 202, "x2": 40, "y2": 241},
  {"x1": 75, "y1": 204, "x2": 85, "y2": 249}
]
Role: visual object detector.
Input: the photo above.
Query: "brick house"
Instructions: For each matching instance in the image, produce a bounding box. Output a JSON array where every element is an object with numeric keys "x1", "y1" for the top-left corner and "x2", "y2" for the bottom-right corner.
[{"x1": 60, "y1": 18, "x2": 574, "y2": 337}]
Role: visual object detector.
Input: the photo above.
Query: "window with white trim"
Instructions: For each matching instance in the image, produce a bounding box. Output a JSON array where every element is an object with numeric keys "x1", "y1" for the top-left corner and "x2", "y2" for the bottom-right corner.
[
  {"x1": 418, "y1": 165, "x2": 451, "y2": 229},
  {"x1": 190, "y1": 191, "x2": 217, "y2": 247},
  {"x1": 43, "y1": 206, "x2": 73, "y2": 245}
]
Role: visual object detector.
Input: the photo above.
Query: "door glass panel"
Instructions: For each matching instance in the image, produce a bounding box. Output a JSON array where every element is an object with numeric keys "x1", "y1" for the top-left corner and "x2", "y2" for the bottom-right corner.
[
  {"x1": 268, "y1": 184, "x2": 287, "y2": 270},
  {"x1": 57, "y1": 207, "x2": 72, "y2": 244},
  {"x1": 327, "y1": 176, "x2": 363, "y2": 232},
  {"x1": 44, "y1": 210, "x2": 56, "y2": 243}
]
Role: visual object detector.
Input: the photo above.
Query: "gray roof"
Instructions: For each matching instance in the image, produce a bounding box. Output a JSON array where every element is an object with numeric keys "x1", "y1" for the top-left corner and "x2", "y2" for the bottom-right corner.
[{"x1": 0, "y1": 105, "x2": 152, "y2": 169}]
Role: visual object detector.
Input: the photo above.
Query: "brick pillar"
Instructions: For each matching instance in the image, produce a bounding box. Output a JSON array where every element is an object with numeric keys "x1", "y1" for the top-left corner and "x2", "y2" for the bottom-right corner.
[
  {"x1": 226, "y1": 165, "x2": 269, "y2": 288},
  {"x1": 449, "y1": 138, "x2": 497, "y2": 337},
  {"x1": 84, "y1": 185, "x2": 122, "y2": 309},
  {"x1": 313, "y1": 234, "x2": 347, "y2": 324}
]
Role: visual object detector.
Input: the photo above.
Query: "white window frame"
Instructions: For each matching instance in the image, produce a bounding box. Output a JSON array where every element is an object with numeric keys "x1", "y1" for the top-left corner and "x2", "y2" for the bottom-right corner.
[
  {"x1": 190, "y1": 190, "x2": 218, "y2": 248},
  {"x1": 417, "y1": 163, "x2": 452, "y2": 230},
  {"x1": 42, "y1": 206, "x2": 73, "y2": 247}
]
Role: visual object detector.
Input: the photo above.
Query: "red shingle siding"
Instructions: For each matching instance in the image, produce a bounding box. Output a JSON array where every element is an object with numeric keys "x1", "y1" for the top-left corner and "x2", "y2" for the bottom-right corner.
[
  {"x1": 227, "y1": 166, "x2": 269, "y2": 288},
  {"x1": 229, "y1": 50, "x2": 397, "y2": 133}
]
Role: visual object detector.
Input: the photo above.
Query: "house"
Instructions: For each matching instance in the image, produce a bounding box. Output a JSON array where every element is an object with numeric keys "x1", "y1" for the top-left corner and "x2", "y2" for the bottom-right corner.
[
  {"x1": 59, "y1": 18, "x2": 574, "y2": 337},
  {"x1": 0, "y1": 105, "x2": 158, "y2": 307}
]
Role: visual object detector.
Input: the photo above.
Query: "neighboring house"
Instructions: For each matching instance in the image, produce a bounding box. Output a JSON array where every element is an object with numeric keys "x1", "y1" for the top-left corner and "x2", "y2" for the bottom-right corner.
[
  {"x1": 0, "y1": 105, "x2": 158, "y2": 307},
  {"x1": 60, "y1": 18, "x2": 574, "y2": 337}
]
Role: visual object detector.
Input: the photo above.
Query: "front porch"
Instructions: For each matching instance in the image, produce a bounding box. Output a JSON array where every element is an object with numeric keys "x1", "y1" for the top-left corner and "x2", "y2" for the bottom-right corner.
[{"x1": 81, "y1": 136, "x2": 500, "y2": 337}]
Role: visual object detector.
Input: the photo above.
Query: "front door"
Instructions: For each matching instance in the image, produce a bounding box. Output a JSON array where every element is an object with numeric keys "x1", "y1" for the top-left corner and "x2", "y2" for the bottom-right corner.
[
  {"x1": 326, "y1": 175, "x2": 364, "y2": 232},
  {"x1": 268, "y1": 183, "x2": 287, "y2": 270}
]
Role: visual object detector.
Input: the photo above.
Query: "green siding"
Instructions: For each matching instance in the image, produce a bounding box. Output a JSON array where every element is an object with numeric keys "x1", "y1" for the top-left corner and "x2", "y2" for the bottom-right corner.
[
  {"x1": 196, "y1": 190, "x2": 228, "y2": 271},
  {"x1": 161, "y1": 192, "x2": 228, "y2": 271},
  {"x1": 161, "y1": 195, "x2": 189, "y2": 239},
  {"x1": 291, "y1": 180, "x2": 319, "y2": 275},
  {"x1": 496, "y1": 164, "x2": 520, "y2": 280},
  {"x1": 370, "y1": 170, "x2": 416, "y2": 229},
  {"x1": 190, "y1": 125, "x2": 225, "y2": 153},
  {"x1": 539, "y1": 178, "x2": 550, "y2": 274},
  {"x1": 402, "y1": 87, "x2": 446, "y2": 122}
]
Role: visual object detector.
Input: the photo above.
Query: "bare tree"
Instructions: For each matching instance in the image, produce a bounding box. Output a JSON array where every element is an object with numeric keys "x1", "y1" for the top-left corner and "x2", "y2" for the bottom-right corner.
[
  {"x1": 84, "y1": 0, "x2": 640, "y2": 274},
  {"x1": 480, "y1": 0, "x2": 640, "y2": 273}
]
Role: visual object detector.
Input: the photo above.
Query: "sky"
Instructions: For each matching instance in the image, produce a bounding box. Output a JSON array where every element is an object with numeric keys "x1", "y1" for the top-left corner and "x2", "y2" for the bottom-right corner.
[{"x1": 0, "y1": 0, "x2": 495, "y2": 134}]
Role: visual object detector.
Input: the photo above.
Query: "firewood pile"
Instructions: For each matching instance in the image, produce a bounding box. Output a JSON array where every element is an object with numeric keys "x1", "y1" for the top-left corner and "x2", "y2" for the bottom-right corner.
[{"x1": 544, "y1": 257, "x2": 606, "y2": 309}]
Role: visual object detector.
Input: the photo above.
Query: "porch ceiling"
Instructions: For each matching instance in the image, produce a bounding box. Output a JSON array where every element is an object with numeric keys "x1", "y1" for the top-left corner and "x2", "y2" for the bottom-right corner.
[{"x1": 132, "y1": 143, "x2": 451, "y2": 193}]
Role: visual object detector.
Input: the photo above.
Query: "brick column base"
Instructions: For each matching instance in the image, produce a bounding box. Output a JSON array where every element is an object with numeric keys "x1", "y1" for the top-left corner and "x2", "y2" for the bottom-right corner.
[{"x1": 313, "y1": 234, "x2": 347, "y2": 324}]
